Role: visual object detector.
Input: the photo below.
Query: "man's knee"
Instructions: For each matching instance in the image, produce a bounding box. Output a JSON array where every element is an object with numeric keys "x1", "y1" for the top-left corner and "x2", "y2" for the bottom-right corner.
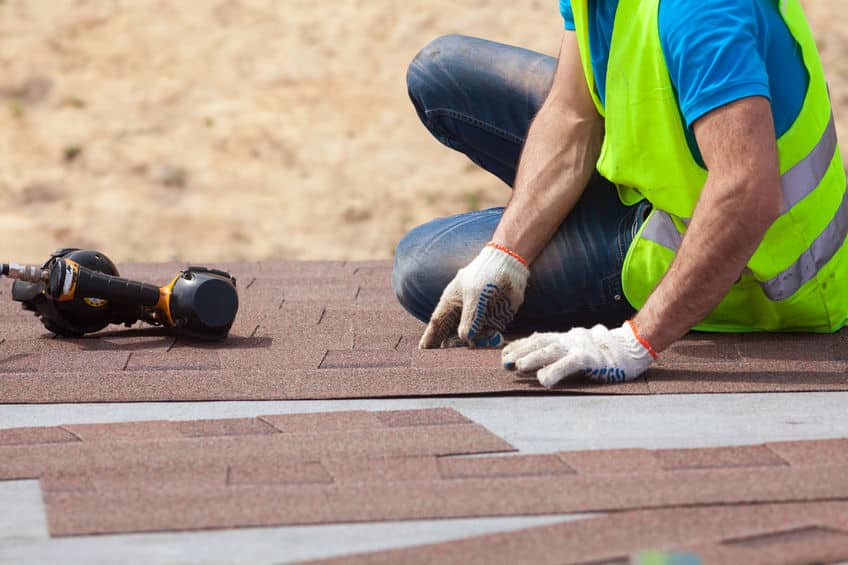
[
  {"x1": 392, "y1": 226, "x2": 464, "y2": 323},
  {"x1": 392, "y1": 231, "x2": 433, "y2": 323},
  {"x1": 406, "y1": 34, "x2": 472, "y2": 114}
]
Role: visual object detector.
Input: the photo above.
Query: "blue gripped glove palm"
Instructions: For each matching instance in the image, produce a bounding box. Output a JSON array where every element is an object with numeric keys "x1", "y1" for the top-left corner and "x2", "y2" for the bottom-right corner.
[
  {"x1": 501, "y1": 321, "x2": 658, "y2": 387},
  {"x1": 419, "y1": 242, "x2": 530, "y2": 349}
]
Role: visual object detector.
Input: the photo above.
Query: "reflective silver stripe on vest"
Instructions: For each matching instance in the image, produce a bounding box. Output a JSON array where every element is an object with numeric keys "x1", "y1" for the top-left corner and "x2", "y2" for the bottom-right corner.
[
  {"x1": 641, "y1": 208, "x2": 683, "y2": 252},
  {"x1": 640, "y1": 112, "x2": 844, "y2": 301},
  {"x1": 761, "y1": 184, "x2": 848, "y2": 300},
  {"x1": 671, "y1": 113, "x2": 836, "y2": 223},
  {"x1": 781, "y1": 114, "x2": 838, "y2": 211}
]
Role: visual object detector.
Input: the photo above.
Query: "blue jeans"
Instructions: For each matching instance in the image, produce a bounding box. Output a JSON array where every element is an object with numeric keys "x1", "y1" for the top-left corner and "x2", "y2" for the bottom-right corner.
[{"x1": 392, "y1": 35, "x2": 650, "y2": 332}]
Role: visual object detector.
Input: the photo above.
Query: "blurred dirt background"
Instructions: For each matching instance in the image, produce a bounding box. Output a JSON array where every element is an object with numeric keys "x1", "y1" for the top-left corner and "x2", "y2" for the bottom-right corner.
[{"x1": 0, "y1": 0, "x2": 845, "y2": 263}]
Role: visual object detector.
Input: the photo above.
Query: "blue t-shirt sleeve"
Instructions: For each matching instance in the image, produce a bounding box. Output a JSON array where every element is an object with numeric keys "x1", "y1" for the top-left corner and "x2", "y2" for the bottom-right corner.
[
  {"x1": 660, "y1": 0, "x2": 772, "y2": 128},
  {"x1": 560, "y1": 0, "x2": 575, "y2": 30}
]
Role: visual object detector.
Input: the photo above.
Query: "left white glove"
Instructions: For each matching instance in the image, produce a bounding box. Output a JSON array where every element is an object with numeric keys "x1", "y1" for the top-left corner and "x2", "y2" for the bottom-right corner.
[
  {"x1": 419, "y1": 243, "x2": 530, "y2": 349},
  {"x1": 501, "y1": 321, "x2": 657, "y2": 388}
]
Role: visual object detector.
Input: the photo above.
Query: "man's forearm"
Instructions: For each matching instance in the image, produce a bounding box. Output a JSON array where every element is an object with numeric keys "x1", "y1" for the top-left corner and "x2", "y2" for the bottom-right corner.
[
  {"x1": 491, "y1": 32, "x2": 604, "y2": 264},
  {"x1": 493, "y1": 101, "x2": 603, "y2": 263},
  {"x1": 635, "y1": 173, "x2": 781, "y2": 351},
  {"x1": 633, "y1": 97, "x2": 783, "y2": 352}
]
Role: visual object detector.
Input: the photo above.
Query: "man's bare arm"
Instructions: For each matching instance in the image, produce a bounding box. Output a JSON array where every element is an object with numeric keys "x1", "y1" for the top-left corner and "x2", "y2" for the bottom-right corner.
[
  {"x1": 633, "y1": 96, "x2": 784, "y2": 352},
  {"x1": 492, "y1": 31, "x2": 604, "y2": 263}
]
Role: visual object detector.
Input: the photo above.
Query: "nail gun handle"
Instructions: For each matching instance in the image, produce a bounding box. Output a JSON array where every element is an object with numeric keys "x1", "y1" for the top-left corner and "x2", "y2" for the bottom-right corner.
[
  {"x1": 74, "y1": 266, "x2": 162, "y2": 306},
  {"x1": 49, "y1": 259, "x2": 161, "y2": 306}
]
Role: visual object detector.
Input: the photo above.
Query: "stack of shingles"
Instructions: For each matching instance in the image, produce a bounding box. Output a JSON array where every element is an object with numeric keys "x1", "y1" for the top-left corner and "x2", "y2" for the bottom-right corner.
[
  {"x1": 1, "y1": 260, "x2": 848, "y2": 403},
  {"x1": 1, "y1": 407, "x2": 848, "y2": 564}
]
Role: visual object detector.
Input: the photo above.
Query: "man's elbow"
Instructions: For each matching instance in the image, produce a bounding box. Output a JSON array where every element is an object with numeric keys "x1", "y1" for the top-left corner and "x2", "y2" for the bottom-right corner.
[
  {"x1": 738, "y1": 174, "x2": 783, "y2": 234},
  {"x1": 714, "y1": 172, "x2": 783, "y2": 237},
  {"x1": 755, "y1": 175, "x2": 784, "y2": 227}
]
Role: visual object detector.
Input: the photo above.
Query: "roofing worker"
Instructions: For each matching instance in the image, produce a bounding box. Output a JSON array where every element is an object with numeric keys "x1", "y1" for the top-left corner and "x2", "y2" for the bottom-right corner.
[{"x1": 392, "y1": 1, "x2": 846, "y2": 387}]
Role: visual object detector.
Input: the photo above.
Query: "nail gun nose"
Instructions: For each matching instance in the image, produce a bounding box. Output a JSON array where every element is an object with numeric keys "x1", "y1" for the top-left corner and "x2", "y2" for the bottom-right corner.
[{"x1": 0, "y1": 263, "x2": 46, "y2": 283}]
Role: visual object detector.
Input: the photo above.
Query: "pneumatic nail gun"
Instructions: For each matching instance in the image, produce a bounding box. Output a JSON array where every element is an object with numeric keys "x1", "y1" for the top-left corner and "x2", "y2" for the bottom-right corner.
[{"x1": 2, "y1": 248, "x2": 238, "y2": 340}]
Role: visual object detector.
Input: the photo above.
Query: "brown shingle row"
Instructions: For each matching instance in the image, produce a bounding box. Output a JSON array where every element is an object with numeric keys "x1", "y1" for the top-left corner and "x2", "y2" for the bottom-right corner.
[
  {"x1": 300, "y1": 503, "x2": 848, "y2": 565},
  {"x1": 0, "y1": 367, "x2": 650, "y2": 403},
  {"x1": 44, "y1": 459, "x2": 848, "y2": 536},
  {"x1": 5, "y1": 361, "x2": 846, "y2": 402},
  {"x1": 0, "y1": 410, "x2": 513, "y2": 481}
]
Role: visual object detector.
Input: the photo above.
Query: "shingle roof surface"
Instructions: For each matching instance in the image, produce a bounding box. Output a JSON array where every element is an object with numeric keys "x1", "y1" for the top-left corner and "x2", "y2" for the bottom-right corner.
[{"x1": 1, "y1": 260, "x2": 847, "y2": 402}]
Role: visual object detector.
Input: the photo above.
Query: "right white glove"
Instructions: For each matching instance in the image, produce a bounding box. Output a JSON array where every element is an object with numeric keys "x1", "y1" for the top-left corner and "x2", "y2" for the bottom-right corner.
[
  {"x1": 419, "y1": 243, "x2": 530, "y2": 349},
  {"x1": 501, "y1": 321, "x2": 658, "y2": 387}
]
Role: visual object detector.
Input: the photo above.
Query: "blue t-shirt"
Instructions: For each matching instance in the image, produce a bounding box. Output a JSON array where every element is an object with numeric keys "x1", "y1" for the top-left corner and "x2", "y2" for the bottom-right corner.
[{"x1": 559, "y1": 0, "x2": 808, "y2": 164}]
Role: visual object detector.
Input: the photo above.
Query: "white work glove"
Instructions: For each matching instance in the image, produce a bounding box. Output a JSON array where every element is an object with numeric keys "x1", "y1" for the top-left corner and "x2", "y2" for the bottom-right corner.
[
  {"x1": 501, "y1": 321, "x2": 658, "y2": 387},
  {"x1": 419, "y1": 243, "x2": 530, "y2": 349}
]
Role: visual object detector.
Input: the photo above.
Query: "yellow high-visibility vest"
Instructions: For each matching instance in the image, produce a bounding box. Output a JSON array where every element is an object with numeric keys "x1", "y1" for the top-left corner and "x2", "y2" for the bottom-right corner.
[{"x1": 571, "y1": 0, "x2": 848, "y2": 332}]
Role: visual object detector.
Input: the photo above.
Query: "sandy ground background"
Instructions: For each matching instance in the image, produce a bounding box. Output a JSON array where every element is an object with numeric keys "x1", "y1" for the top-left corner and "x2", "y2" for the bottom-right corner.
[{"x1": 0, "y1": 0, "x2": 845, "y2": 264}]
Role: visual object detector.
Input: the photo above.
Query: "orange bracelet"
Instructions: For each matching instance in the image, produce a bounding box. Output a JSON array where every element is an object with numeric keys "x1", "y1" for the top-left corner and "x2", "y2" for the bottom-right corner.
[
  {"x1": 486, "y1": 241, "x2": 529, "y2": 268},
  {"x1": 627, "y1": 320, "x2": 658, "y2": 360}
]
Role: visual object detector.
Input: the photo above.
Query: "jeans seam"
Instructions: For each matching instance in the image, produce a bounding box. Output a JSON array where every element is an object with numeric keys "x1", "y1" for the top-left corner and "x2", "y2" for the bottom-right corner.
[
  {"x1": 615, "y1": 213, "x2": 630, "y2": 266},
  {"x1": 426, "y1": 108, "x2": 525, "y2": 145}
]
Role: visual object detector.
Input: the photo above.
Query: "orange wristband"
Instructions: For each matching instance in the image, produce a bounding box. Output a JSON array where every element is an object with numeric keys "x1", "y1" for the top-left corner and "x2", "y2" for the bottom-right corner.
[
  {"x1": 627, "y1": 320, "x2": 658, "y2": 360},
  {"x1": 486, "y1": 241, "x2": 529, "y2": 268}
]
